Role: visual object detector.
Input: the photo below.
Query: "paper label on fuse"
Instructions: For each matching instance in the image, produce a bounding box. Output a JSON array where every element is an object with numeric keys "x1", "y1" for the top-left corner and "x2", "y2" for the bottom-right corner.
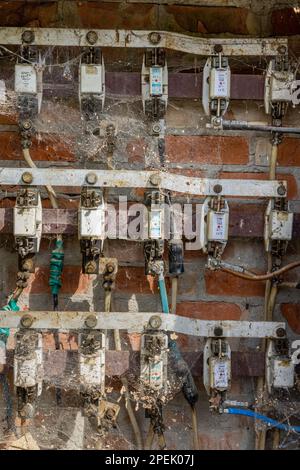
[
  {"x1": 214, "y1": 361, "x2": 229, "y2": 389},
  {"x1": 150, "y1": 67, "x2": 163, "y2": 96},
  {"x1": 212, "y1": 69, "x2": 228, "y2": 98},
  {"x1": 149, "y1": 360, "x2": 163, "y2": 388},
  {"x1": 212, "y1": 212, "x2": 227, "y2": 240},
  {"x1": 149, "y1": 210, "x2": 162, "y2": 239}
]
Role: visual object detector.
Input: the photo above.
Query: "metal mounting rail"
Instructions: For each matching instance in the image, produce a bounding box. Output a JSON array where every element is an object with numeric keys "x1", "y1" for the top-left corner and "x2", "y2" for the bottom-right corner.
[
  {"x1": 0, "y1": 311, "x2": 286, "y2": 338},
  {"x1": 0, "y1": 28, "x2": 288, "y2": 56},
  {"x1": 0, "y1": 168, "x2": 287, "y2": 198}
]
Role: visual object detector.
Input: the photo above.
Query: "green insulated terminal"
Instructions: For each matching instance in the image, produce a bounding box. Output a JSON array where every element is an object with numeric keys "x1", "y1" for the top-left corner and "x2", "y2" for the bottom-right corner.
[
  {"x1": 49, "y1": 239, "x2": 64, "y2": 297},
  {"x1": 0, "y1": 299, "x2": 20, "y2": 339}
]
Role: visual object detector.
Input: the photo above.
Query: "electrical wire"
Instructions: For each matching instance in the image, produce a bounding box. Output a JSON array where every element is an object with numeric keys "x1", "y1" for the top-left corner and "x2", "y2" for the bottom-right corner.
[
  {"x1": 224, "y1": 408, "x2": 300, "y2": 433},
  {"x1": 221, "y1": 260, "x2": 300, "y2": 281},
  {"x1": 158, "y1": 273, "x2": 199, "y2": 450},
  {"x1": 104, "y1": 267, "x2": 143, "y2": 450}
]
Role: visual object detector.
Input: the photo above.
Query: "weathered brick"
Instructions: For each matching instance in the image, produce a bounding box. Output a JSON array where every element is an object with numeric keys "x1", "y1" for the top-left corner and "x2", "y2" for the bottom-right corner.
[
  {"x1": 78, "y1": 2, "x2": 155, "y2": 29},
  {"x1": 24, "y1": 266, "x2": 92, "y2": 295},
  {"x1": 165, "y1": 6, "x2": 256, "y2": 35},
  {"x1": 126, "y1": 139, "x2": 148, "y2": 164},
  {"x1": 219, "y1": 171, "x2": 298, "y2": 200},
  {"x1": 205, "y1": 270, "x2": 265, "y2": 297},
  {"x1": 176, "y1": 301, "x2": 242, "y2": 320},
  {"x1": 42, "y1": 332, "x2": 78, "y2": 351},
  {"x1": 281, "y1": 303, "x2": 300, "y2": 334},
  {"x1": 272, "y1": 8, "x2": 300, "y2": 36},
  {"x1": 278, "y1": 138, "x2": 300, "y2": 167},
  {"x1": 0, "y1": 132, "x2": 75, "y2": 162},
  {"x1": 115, "y1": 267, "x2": 159, "y2": 294},
  {"x1": 166, "y1": 136, "x2": 249, "y2": 165}
]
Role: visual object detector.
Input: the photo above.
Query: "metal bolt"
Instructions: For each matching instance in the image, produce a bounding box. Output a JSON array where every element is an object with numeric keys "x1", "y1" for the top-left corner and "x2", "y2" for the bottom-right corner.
[
  {"x1": 105, "y1": 408, "x2": 116, "y2": 420},
  {"x1": 214, "y1": 326, "x2": 223, "y2": 337},
  {"x1": 85, "y1": 314, "x2": 97, "y2": 329},
  {"x1": 86, "y1": 172, "x2": 97, "y2": 185},
  {"x1": 20, "y1": 314, "x2": 34, "y2": 328},
  {"x1": 276, "y1": 327, "x2": 286, "y2": 338},
  {"x1": 106, "y1": 263, "x2": 115, "y2": 274},
  {"x1": 21, "y1": 30, "x2": 35, "y2": 44},
  {"x1": 22, "y1": 172, "x2": 33, "y2": 184},
  {"x1": 277, "y1": 184, "x2": 286, "y2": 196},
  {"x1": 277, "y1": 45, "x2": 287, "y2": 55},
  {"x1": 85, "y1": 260, "x2": 97, "y2": 274},
  {"x1": 21, "y1": 120, "x2": 32, "y2": 131},
  {"x1": 148, "y1": 32, "x2": 161, "y2": 45},
  {"x1": 149, "y1": 315, "x2": 162, "y2": 329},
  {"x1": 86, "y1": 30, "x2": 98, "y2": 45},
  {"x1": 152, "y1": 123, "x2": 161, "y2": 135},
  {"x1": 22, "y1": 258, "x2": 34, "y2": 272},
  {"x1": 213, "y1": 184, "x2": 223, "y2": 194},
  {"x1": 214, "y1": 44, "x2": 223, "y2": 53},
  {"x1": 149, "y1": 174, "x2": 161, "y2": 186}
]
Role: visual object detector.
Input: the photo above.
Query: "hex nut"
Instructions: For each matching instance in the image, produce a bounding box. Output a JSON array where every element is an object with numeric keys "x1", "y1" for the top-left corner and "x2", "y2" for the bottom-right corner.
[
  {"x1": 22, "y1": 30, "x2": 35, "y2": 44},
  {"x1": 106, "y1": 264, "x2": 115, "y2": 274},
  {"x1": 86, "y1": 30, "x2": 98, "y2": 45},
  {"x1": 152, "y1": 123, "x2": 161, "y2": 134},
  {"x1": 21, "y1": 314, "x2": 34, "y2": 328},
  {"x1": 22, "y1": 258, "x2": 34, "y2": 272},
  {"x1": 85, "y1": 261, "x2": 97, "y2": 274},
  {"x1": 214, "y1": 44, "x2": 223, "y2": 53},
  {"x1": 149, "y1": 315, "x2": 162, "y2": 329},
  {"x1": 148, "y1": 32, "x2": 161, "y2": 45},
  {"x1": 277, "y1": 185, "x2": 286, "y2": 196},
  {"x1": 277, "y1": 45, "x2": 287, "y2": 55},
  {"x1": 276, "y1": 327, "x2": 286, "y2": 338},
  {"x1": 22, "y1": 120, "x2": 32, "y2": 131},
  {"x1": 85, "y1": 315, "x2": 97, "y2": 328},
  {"x1": 214, "y1": 326, "x2": 223, "y2": 337},
  {"x1": 149, "y1": 174, "x2": 161, "y2": 186},
  {"x1": 213, "y1": 184, "x2": 223, "y2": 194},
  {"x1": 22, "y1": 172, "x2": 33, "y2": 184},
  {"x1": 86, "y1": 172, "x2": 98, "y2": 185}
]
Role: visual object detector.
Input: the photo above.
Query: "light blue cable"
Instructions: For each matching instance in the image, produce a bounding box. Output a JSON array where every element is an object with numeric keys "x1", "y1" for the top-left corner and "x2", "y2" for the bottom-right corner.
[
  {"x1": 224, "y1": 407, "x2": 300, "y2": 433},
  {"x1": 158, "y1": 274, "x2": 170, "y2": 314}
]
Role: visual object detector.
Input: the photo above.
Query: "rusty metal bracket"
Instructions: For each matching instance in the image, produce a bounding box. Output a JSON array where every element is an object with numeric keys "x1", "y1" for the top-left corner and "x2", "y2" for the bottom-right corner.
[
  {"x1": 0, "y1": 311, "x2": 286, "y2": 339},
  {"x1": 0, "y1": 28, "x2": 288, "y2": 57},
  {"x1": 0, "y1": 168, "x2": 287, "y2": 198}
]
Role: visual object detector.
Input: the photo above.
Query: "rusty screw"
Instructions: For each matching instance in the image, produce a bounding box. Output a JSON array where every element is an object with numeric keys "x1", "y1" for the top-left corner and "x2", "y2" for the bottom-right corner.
[
  {"x1": 21, "y1": 30, "x2": 35, "y2": 44},
  {"x1": 277, "y1": 184, "x2": 286, "y2": 196},
  {"x1": 105, "y1": 408, "x2": 116, "y2": 420},
  {"x1": 86, "y1": 172, "x2": 97, "y2": 185},
  {"x1": 85, "y1": 314, "x2": 97, "y2": 329},
  {"x1": 213, "y1": 184, "x2": 223, "y2": 194},
  {"x1": 20, "y1": 314, "x2": 33, "y2": 328},
  {"x1": 149, "y1": 174, "x2": 161, "y2": 186},
  {"x1": 22, "y1": 172, "x2": 33, "y2": 184},
  {"x1": 21, "y1": 120, "x2": 32, "y2": 131},
  {"x1": 148, "y1": 32, "x2": 161, "y2": 45},
  {"x1": 277, "y1": 45, "x2": 287, "y2": 55},
  {"x1": 106, "y1": 263, "x2": 115, "y2": 274},
  {"x1": 86, "y1": 30, "x2": 98, "y2": 45},
  {"x1": 85, "y1": 260, "x2": 97, "y2": 274},
  {"x1": 149, "y1": 315, "x2": 162, "y2": 329},
  {"x1": 21, "y1": 258, "x2": 34, "y2": 272},
  {"x1": 276, "y1": 327, "x2": 286, "y2": 338},
  {"x1": 214, "y1": 44, "x2": 223, "y2": 53},
  {"x1": 214, "y1": 326, "x2": 223, "y2": 337}
]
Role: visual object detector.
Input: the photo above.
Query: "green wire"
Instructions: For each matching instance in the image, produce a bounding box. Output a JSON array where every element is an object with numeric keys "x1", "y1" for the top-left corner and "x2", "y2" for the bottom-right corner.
[{"x1": 49, "y1": 239, "x2": 64, "y2": 296}]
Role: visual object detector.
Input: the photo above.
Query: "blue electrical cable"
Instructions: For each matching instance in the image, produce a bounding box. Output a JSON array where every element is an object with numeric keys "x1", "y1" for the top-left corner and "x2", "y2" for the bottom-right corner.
[
  {"x1": 158, "y1": 274, "x2": 170, "y2": 314},
  {"x1": 224, "y1": 407, "x2": 300, "y2": 433}
]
